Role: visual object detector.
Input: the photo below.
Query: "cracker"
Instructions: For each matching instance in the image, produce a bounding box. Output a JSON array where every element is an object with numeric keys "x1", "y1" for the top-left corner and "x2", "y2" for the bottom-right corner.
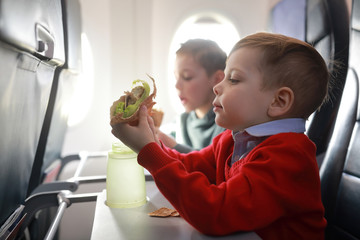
[
  {"x1": 170, "y1": 211, "x2": 180, "y2": 217},
  {"x1": 148, "y1": 207, "x2": 180, "y2": 218}
]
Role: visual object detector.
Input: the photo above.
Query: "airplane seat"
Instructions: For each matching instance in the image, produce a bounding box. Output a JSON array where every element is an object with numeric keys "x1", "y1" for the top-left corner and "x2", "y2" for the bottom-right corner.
[
  {"x1": 41, "y1": 0, "x2": 82, "y2": 183},
  {"x1": 0, "y1": 0, "x2": 65, "y2": 235},
  {"x1": 22, "y1": 0, "x2": 84, "y2": 238},
  {"x1": 269, "y1": 0, "x2": 350, "y2": 165},
  {"x1": 31, "y1": 0, "x2": 107, "y2": 239},
  {"x1": 320, "y1": 0, "x2": 360, "y2": 239},
  {"x1": 25, "y1": 0, "x2": 83, "y2": 199},
  {"x1": 305, "y1": 0, "x2": 350, "y2": 165},
  {"x1": 0, "y1": 0, "x2": 97, "y2": 239}
]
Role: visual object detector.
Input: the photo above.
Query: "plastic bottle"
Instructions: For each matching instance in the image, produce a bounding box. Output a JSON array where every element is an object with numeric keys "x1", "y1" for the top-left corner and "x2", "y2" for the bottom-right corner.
[{"x1": 106, "y1": 142, "x2": 147, "y2": 208}]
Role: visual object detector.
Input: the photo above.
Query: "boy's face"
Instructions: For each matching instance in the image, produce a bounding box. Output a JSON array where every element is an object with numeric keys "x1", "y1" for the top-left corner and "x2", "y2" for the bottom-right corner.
[
  {"x1": 213, "y1": 47, "x2": 277, "y2": 131},
  {"x1": 174, "y1": 54, "x2": 217, "y2": 115}
]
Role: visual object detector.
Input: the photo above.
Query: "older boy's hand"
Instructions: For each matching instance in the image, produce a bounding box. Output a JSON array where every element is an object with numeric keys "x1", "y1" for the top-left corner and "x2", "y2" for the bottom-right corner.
[
  {"x1": 156, "y1": 130, "x2": 177, "y2": 149},
  {"x1": 111, "y1": 105, "x2": 159, "y2": 153}
]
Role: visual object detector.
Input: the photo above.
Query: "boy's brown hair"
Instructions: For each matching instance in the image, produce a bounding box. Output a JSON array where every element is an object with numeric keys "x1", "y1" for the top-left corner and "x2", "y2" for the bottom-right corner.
[
  {"x1": 230, "y1": 32, "x2": 329, "y2": 119},
  {"x1": 177, "y1": 39, "x2": 227, "y2": 77}
]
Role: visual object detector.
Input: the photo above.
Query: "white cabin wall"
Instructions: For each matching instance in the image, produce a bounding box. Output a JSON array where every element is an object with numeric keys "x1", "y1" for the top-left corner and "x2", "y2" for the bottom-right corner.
[
  {"x1": 62, "y1": 0, "x2": 113, "y2": 155},
  {"x1": 62, "y1": 0, "x2": 275, "y2": 155}
]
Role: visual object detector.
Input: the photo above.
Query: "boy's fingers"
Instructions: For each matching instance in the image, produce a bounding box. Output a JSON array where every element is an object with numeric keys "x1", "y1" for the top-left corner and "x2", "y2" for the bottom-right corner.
[
  {"x1": 138, "y1": 105, "x2": 148, "y2": 125},
  {"x1": 148, "y1": 115, "x2": 156, "y2": 132},
  {"x1": 148, "y1": 115, "x2": 160, "y2": 145}
]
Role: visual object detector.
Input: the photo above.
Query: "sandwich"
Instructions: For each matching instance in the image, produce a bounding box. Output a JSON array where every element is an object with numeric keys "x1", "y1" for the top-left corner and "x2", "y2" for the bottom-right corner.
[
  {"x1": 110, "y1": 75, "x2": 157, "y2": 126},
  {"x1": 150, "y1": 108, "x2": 164, "y2": 127}
]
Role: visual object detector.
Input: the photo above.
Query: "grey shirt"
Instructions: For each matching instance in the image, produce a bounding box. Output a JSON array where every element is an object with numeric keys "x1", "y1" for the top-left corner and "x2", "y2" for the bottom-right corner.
[{"x1": 174, "y1": 109, "x2": 225, "y2": 153}]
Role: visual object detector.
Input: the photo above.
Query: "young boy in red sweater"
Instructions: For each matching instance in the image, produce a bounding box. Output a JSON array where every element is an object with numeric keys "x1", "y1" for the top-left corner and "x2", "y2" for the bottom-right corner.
[{"x1": 111, "y1": 32, "x2": 328, "y2": 240}]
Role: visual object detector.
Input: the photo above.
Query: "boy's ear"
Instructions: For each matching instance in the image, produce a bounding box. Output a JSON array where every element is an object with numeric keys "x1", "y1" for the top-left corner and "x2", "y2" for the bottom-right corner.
[{"x1": 268, "y1": 87, "x2": 294, "y2": 118}]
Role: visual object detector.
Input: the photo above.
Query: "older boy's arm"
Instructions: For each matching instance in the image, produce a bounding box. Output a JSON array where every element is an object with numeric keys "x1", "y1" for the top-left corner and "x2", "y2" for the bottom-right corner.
[
  {"x1": 111, "y1": 105, "x2": 159, "y2": 153},
  {"x1": 173, "y1": 143, "x2": 194, "y2": 153},
  {"x1": 156, "y1": 130, "x2": 177, "y2": 148},
  {"x1": 156, "y1": 129, "x2": 195, "y2": 153}
]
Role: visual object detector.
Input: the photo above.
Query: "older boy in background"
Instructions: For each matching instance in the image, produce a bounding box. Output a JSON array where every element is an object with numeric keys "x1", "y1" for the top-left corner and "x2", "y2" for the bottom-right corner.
[{"x1": 157, "y1": 39, "x2": 226, "y2": 152}]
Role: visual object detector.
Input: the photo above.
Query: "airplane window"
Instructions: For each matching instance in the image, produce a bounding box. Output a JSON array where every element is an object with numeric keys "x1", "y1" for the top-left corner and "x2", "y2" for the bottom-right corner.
[
  {"x1": 66, "y1": 33, "x2": 94, "y2": 127},
  {"x1": 167, "y1": 14, "x2": 240, "y2": 114}
]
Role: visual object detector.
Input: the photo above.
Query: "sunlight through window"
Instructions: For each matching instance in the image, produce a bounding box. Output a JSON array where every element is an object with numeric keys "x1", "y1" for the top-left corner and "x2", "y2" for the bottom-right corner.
[{"x1": 66, "y1": 33, "x2": 94, "y2": 127}]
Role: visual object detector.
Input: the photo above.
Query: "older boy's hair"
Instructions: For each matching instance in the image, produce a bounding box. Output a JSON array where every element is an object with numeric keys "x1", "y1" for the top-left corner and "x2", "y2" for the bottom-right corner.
[
  {"x1": 230, "y1": 32, "x2": 330, "y2": 119},
  {"x1": 176, "y1": 39, "x2": 227, "y2": 77}
]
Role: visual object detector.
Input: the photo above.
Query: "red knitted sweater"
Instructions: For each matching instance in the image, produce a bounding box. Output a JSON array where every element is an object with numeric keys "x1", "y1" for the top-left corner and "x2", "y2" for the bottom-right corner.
[{"x1": 138, "y1": 130, "x2": 326, "y2": 240}]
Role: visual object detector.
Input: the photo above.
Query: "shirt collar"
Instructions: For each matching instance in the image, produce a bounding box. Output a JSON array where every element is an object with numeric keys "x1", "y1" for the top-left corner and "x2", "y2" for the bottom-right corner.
[{"x1": 232, "y1": 118, "x2": 306, "y2": 138}]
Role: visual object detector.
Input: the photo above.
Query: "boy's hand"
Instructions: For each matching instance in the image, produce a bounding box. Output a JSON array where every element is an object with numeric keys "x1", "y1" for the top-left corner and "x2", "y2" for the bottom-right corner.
[
  {"x1": 111, "y1": 105, "x2": 159, "y2": 153},
  {"x1": 156, "y1": 130, "x2": 177, "y2": 148}
]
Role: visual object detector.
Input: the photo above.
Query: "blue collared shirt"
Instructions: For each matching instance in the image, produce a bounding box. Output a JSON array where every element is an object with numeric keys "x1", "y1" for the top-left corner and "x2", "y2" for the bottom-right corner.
[{"x1": 231, "y1": 118, "x2": 306, "y2": 165}]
